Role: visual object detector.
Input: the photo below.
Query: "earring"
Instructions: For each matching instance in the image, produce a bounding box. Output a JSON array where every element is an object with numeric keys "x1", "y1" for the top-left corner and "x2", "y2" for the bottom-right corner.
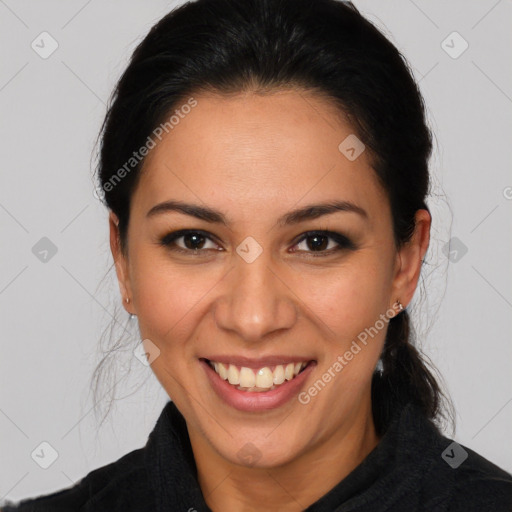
[
  {"x1": 395, "y1": 299, "x2": 404, "y2": 312},
  {"x1": 125, "y1": 297, "x2": 136, "y2": 319}
]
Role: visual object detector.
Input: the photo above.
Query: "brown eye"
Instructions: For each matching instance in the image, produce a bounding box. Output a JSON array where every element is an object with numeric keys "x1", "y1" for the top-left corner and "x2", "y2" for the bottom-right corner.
[
  {"x1": 291, "y1": 230, "x2": 355, "y2": 256},
  {"x1": 302, "y1": 233, "x2": 330, "y2": 251},
  {"x1": 159, "y1": 230, "x2": 222, "y2": 254},
  {"x1": 181, "y1": 232, "x2": 207, "y2": 250}
]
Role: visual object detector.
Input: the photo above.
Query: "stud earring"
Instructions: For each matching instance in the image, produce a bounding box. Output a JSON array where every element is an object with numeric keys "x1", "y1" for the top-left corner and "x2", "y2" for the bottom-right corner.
[
  {"x1": 125, "y1": 297, "x2": 130, "y2": 304},
  {"x1": 395, "y1": 299, "x2": 404, "y2": 312}
]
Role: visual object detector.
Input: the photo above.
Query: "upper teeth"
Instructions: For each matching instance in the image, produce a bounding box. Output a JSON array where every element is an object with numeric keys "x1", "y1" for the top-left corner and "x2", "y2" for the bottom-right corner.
[{"x1": 209, "y1": 361, "x2": 308, "y2": 390}]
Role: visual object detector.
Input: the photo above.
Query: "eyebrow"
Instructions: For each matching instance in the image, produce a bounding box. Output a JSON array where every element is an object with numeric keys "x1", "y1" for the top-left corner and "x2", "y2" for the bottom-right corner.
[{"x1": 146, "y1": 199, "x2": 368, "y2": 226}]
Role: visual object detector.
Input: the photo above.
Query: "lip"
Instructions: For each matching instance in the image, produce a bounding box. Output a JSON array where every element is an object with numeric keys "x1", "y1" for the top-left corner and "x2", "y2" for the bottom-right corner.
[{"x1": 200, "y1": 358, "x2": 316, "y2": 412}]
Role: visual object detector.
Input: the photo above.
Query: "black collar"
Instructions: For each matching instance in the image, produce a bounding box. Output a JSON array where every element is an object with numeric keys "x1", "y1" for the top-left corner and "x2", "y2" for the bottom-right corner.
[{"x1": 144, "y1": 400, "x2": 439, "y2": 511}]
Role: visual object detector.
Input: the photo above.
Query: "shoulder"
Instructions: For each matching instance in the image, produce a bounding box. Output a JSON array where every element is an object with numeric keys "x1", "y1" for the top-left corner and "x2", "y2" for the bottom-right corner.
[
  {"x1": 1, "y1": 447, "x2": 154, "y2": 512},
  {"x1": 387, "y1": 404, "x2": 512, "y2": 511},
  {"x1": 419, "y1": 435, "x2": 512, "y2": 511},
  {"x1": 442, "y1": 445, "x2": 512, "y2": 511}
]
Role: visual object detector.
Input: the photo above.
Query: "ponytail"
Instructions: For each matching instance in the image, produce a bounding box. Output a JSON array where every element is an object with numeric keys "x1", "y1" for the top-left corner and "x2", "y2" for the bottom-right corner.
[{"x1": 371, "y1": 310, "x2": 446, "y2": 435}]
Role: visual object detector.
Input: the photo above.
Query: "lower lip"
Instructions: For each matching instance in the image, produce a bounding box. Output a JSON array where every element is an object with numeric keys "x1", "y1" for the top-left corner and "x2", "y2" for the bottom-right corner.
[{"x1": 200, "y1": 359, "x2": 316, "y2": 412}]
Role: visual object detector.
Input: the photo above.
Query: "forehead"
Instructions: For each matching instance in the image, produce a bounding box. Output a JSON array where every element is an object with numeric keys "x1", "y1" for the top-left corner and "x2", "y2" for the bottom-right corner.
[{"x1": 132, "y1": 90, "x2": 388, "y2": 222}]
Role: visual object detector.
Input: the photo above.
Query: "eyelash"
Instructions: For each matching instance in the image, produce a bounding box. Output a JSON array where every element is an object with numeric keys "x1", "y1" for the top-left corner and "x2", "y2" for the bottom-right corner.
[{"x1": 158, "y1": 229, "x2": 356, "y2": 257}]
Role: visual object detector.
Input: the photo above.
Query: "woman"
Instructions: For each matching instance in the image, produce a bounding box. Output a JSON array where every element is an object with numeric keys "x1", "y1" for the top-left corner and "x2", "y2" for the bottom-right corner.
[{"x1": 3, "y1": 0, "x2": 511, "y2": 510}]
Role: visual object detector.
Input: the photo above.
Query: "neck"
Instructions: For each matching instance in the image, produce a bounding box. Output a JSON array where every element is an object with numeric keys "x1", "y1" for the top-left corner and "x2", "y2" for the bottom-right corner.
[{"x1": 188, "y1": 398, "x2": 380, "y2": 512}]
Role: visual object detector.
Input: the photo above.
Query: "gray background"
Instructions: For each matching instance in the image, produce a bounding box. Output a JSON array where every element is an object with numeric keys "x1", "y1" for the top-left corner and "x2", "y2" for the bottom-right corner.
[{"x1": 1, "y1": 0, "x2": 511, "y2": 503}]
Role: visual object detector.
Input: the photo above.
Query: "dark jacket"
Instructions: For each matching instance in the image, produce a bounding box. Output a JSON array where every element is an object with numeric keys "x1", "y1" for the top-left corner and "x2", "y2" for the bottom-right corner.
[{"x1": 2, "y1": 400, "x2": 512, "y2": 511}]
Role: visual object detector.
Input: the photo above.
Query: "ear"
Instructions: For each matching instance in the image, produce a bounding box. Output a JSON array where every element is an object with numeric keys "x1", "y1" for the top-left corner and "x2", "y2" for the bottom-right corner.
[
  {"x1": 390, "y1": 209, "x2": 431, "y2": 308},
  {"x1": 109, "y1": 210, "x2": 133, "y2": 314}
]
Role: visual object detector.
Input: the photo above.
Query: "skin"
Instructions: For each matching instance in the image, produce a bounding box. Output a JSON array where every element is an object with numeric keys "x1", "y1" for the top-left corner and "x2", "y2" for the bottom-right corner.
[{"x1": 109, "y1": 89, "x2": 430, "y2": 511}]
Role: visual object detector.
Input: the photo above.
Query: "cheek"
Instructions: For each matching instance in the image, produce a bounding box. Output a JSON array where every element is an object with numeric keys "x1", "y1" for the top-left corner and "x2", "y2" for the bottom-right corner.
[
  {"x1": 130, "y1": 252, "x2": 214, "y2": 349},
  {"x1": 299, "y1": 255, "x2": 391, "y2": 335},
  {"x1": 296, "y1": 254, "x2": 393, "y2": 390}
]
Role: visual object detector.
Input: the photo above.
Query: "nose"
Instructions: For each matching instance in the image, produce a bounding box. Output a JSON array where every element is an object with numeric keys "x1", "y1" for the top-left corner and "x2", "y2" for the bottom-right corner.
[{"x1": 213, "y1": 251, "x2": 298, "y2": 344}]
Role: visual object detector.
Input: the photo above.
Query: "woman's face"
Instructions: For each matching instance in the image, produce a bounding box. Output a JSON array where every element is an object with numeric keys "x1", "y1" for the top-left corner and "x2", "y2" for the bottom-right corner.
[{"x1": 111, "y1": 89, "x2": 428, "y2": 468}]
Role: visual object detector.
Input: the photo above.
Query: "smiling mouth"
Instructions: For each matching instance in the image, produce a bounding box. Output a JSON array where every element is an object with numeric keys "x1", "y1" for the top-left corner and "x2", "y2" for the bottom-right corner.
[{"x1": 203, "y1": 358, "x2": 314, "y2": 392}]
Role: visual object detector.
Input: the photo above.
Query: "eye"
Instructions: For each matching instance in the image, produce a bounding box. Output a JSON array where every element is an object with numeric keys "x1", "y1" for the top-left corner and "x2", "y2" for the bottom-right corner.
[
  {"x1": 158, "y1": 229, "x2": 355, "y2": 257},
  {"x1": 290, "y1": 230, "x2": 355, "y2": 257},
  {"x1": 159, "y1": 229, "x2": 222, "y2": 255}
]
